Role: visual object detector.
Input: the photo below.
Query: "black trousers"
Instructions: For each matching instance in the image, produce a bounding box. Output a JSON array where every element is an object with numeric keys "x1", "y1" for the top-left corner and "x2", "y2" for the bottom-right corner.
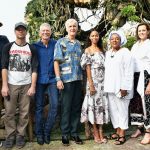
[{"x1": 61, "y1": 80, "x2": 82, "y2": 136}]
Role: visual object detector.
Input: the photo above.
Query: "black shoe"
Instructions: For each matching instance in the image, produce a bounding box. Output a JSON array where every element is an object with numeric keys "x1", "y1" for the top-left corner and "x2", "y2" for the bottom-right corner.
[
  {"x1": 37, "y1": 136, "x2": 44, "y2": 145},
  {"x1": 71, "y1": 136, "x2": 83, "y2": 144},
  {"x1": 16, "y1": 135, "x2": 26, "y2": 149},
  {"x1": 4, "y1": 137, "x2": 15, "y2": 148},
  {"x1": 62, "y1": 135, "x2": 69, "y2": 146},
  {"x1": 44, "y1": 136, "x2": 50, "y2": 144}
]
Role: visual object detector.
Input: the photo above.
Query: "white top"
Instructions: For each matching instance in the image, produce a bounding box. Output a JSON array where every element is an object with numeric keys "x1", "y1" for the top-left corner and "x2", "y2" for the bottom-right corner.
[
  {"x1": 131, "y1": 39, "x2": 150, "y2": 73},
  {"x1": 131, "y1": 39, "x2": 150, "y2": 118},
  {"x1": 104, "y1": 47, "x2": 134, "y2": 99},
  {"x1": 8, "y1": 43, "x2": 32, "y2": 85}
]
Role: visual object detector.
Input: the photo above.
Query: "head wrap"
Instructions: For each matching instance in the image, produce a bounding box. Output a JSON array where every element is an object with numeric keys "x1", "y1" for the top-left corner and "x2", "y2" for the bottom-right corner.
[{"x1": 108, "y1": 30, "x2": 127, "y2": 46}]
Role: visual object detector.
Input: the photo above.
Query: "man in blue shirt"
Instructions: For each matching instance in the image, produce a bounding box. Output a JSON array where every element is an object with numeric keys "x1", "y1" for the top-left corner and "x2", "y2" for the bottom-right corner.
[
  {"x1": 54, "y1": 19, "x2": 83, "y2": 146},
  {"x1": 33, "y1": 23, "x2": 58, "y2": 145}
]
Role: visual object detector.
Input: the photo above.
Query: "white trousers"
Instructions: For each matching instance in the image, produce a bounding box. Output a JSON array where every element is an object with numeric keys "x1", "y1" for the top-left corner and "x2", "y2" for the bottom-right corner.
[{"x1": 108, "y1": 93, "x2": 130, "y2": 130}]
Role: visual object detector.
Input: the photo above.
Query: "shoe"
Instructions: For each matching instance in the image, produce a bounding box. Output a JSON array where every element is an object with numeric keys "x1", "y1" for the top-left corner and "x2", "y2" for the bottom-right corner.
[
  {"x1": 37, "y1": 136, "x2": 44, "y2": 145},
  {"x1": 114, "y1": 136, "x2": 126, "y2": 145},
  {"x1": 71, "y1": 136, "x2": 83, "y2": 145},
  {"x1": 44, "y1": 136, "x2": 50, "y2": 144},
  {"x1": 140, "y1": 131, "x2": 150, "y2": 145},
  {"x1": 101, "y1": 138, "x2": 108, "y2": 144},
  {"x1": 62, "y1": 135, "x2": 69, "y2": 146},
  {"x1": 4, "y1": 137, "x2": 15, "y2": 148},
  {"x1": 16, "y1": 135, "x2": 26, "y2": 149},
  {"x1": 130, "y1": 126, "x2": 144, "y2": 138}
]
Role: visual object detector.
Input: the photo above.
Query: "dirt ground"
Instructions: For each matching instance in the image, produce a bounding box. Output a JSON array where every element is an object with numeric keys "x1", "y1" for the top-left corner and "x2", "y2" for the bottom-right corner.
[{"x1": 0, "y1": 129, "x2": 149, "y2": 150}]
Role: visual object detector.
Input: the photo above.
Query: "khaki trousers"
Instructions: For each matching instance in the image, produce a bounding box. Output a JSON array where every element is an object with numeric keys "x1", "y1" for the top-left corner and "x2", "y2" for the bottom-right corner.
[{"x1": 4, "y1": 84, "x2": 31, "y2": 138}]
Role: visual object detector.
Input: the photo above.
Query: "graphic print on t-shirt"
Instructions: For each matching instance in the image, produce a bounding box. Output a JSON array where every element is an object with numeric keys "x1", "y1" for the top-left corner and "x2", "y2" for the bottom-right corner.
[
  {"x1": 9, "y1": 45, "x2": 31, "y2": 72},
  {"x1": 9, "y1": 54, "x2": 31, "y2": 71}
]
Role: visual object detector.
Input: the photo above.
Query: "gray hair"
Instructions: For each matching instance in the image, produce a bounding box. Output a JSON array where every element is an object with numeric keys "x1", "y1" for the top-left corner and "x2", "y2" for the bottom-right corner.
[
  {"x1": 40, "y1": 23, "x2": 51, "y2": 32},
  {"x1": 65, "y1": 18, "x2": 78, "y2": 30}
]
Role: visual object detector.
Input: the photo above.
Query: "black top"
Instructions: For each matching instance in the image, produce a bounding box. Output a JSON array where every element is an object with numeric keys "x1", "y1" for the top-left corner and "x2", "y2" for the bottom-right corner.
[{"x1": 0, "y1": 35, "x2": 9, "y2": 70}]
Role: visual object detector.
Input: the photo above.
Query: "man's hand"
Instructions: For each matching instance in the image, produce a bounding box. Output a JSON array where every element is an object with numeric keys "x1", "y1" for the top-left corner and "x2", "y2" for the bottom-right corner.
[
  {"x1": 27, "y1": 86, "x2": 36, "y2": 96},
  {"x1": 57, "y1": 80, "x2": 64, "y2": 90},
  {"x1": 1, "y1": 85, "x2": 9, "y2": 97}
]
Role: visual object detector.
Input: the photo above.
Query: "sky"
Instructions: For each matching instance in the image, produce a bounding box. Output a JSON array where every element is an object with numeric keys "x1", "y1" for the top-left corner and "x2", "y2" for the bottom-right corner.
[{"x1": 0, "y1": 0, "x2": 29, "y2": 42}]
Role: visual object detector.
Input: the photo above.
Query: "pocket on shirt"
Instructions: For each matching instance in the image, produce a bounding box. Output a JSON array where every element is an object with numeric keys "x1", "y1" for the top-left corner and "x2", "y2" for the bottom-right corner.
[{"x1": 61, "y1": 66, "x2": 72, "y2": 75}]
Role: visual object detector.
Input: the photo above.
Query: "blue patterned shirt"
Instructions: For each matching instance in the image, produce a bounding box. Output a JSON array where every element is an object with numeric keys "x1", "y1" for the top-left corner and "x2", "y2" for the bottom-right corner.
[{"x1": 54, "y1": 37, "x2": 83, "y2": 83}]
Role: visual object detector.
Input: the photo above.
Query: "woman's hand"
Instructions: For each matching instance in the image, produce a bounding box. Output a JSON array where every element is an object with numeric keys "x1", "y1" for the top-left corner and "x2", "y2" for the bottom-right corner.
[
  {"x1": 145, "y1": 82, "x2": 150, "y2": 95},
  {"x1": 89, "y1": 84, "x2": 96, "y2": 96},
  {"x1": 120, "y1": 89, "x2": 127, "y2": 97}
]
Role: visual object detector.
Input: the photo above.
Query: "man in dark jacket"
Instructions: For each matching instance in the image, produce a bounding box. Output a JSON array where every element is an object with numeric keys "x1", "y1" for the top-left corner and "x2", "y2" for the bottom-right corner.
[{"x1": 0, "y1": 21, "x2": 9, "y2": 128}]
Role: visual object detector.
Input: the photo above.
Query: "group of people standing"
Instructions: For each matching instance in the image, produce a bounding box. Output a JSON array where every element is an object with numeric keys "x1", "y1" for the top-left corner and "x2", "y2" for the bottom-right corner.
[{"x1": 0, "y1": 18, "x2": 150, "y2": 149}]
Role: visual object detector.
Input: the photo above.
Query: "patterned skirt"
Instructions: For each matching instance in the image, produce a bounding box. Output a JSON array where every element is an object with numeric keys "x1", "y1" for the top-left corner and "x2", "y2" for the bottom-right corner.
[{"x1": 130, "y1": 71, "x2": 150, "y2": 129}]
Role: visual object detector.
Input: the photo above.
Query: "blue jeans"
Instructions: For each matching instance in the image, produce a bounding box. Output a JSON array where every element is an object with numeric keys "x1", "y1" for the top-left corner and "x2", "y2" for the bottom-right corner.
[{"x1": 35, "y1": 83, "x2": 58, "y2": 137}]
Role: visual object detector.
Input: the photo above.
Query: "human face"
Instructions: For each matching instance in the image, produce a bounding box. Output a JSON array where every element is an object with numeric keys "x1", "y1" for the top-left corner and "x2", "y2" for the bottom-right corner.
[
  {"x1": 39, "y1": 26, "x2": 51, "y2": 41},
  {"x1": 138, "y1": 25, "x2": 149, "y2": 41},
  {"x1": 89, "y1": 31, "x2": 99, "y2": 44},
  {"x1": 66, "y1": 22, "x2": 78, "y2": 37},
  {"x1": 110, "y1": 33, "x2": 121, "y2": 50},
  {"x1": 15, "y1": 26, "x2": 27, "y2": 40}
]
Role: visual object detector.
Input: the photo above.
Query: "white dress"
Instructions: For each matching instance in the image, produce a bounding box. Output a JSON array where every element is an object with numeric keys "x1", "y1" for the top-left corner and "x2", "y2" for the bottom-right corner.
[{"x1": 80, "y1": 52, "x2": 109, "y2": 125}]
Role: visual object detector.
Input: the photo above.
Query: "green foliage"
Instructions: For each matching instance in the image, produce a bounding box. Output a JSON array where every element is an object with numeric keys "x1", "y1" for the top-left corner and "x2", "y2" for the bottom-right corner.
[
  {"x1": 25, "y1": 0, "x2": 71, "y2": 43},
  {"x1": 124, "y1": 36, "x2": 136, "y2": 50},
  {"x1": 121, "y1": 5, "x2": 140, "y2": 22}
]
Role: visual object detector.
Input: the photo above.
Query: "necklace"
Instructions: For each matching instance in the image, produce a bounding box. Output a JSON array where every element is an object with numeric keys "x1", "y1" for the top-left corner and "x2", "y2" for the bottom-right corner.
[{"x1": 110, "y1": 51, "x2": 116, "y2": 58}]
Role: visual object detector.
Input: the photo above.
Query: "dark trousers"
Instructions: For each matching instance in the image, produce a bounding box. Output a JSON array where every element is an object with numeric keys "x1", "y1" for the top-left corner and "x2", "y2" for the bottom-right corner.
[
  {"x1": 61, "y1": 80, "x2": 82, "y2": 136},
  {"x1": 35, "y1": 83, "x2": 58, "y2": 137}
]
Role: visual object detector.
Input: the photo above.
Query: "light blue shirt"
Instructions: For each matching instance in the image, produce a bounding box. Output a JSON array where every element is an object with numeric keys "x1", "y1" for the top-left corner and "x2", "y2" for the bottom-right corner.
[{"x1": 54, "y1": 37, "x2": 83, "y2": 83}]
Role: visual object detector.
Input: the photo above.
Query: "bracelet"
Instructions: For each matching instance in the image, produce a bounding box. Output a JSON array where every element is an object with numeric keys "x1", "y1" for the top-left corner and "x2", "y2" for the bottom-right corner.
[{"x1": 56, "y1": 76, "x2": 61, "y2": 82}]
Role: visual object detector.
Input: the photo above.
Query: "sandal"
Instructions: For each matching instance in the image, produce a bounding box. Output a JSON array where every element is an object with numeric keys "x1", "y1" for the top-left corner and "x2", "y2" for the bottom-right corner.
[
  {"x1": 108, "y1": 133, "x2": 119, "y2": 140},
  {"x1": 130, "y1": 126, "x2": 144, "y2": 138},
  {"x1": 114, "y1": 136, "x2": 126, "y2": 145},
  {"x1": 101, "y1": 138, "x2": 108, "y2": 144},
  {"x1": 140, "y1": 131, "x2": 150, "y2": 145}
]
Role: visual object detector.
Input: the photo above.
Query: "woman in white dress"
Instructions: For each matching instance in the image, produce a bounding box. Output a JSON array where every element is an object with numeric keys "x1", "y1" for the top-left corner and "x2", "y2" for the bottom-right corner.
[
  {"x1": 80, "y1": 30, "x2": 109, "y2": 143},
  {"x1": 130, "y1": 22, "x2": 150, "y2": 145},
  {"x1": 104, "y1": 30, "x2": 134, "y2": 145}
]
